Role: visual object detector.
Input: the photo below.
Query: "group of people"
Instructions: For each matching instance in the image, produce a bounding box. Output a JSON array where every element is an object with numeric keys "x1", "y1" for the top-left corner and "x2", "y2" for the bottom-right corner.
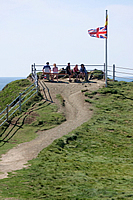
[
  {"x1": 66, "y1": 62, "x2": 88, "y2": 82},
  {"x1": 42, "y1": 62, "x2": 58, "y2": 82},
  {"x1": 42, "y1": 62, "x2": 88, "y2": 82}
]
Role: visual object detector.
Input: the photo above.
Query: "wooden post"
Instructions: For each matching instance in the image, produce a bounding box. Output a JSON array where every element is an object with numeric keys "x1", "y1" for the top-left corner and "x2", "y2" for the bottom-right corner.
[
  {"x1": 19, "y1": 93, "x2": 21, "y2": 112},
  {"x1": 34, "y1": 63, "x2": 36, "y2": 78},
  {"x1": 113, "y1": 64, "x2": 115, "y2": 81},
  {"x1": 6, "y1": 104, "x2": 8, "y2": 121},
  {"x1": 31, "y1": 65, "x2": 34, "y2": 81},
  {"x1": 104, "y1": 63, "x2": 105, "y2": 80},
  {"x1": 34, "y1": 67, "x2": 38, "y2": 95}
]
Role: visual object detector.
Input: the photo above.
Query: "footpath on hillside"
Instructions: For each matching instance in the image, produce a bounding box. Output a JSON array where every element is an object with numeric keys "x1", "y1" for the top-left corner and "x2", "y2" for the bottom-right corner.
[{"x1": 0, "y1": 78, "x2": 105, "y2": 179}]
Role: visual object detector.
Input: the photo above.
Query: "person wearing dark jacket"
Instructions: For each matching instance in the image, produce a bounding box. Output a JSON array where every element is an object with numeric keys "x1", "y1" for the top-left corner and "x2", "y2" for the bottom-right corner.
[{"x1": 66, "y1": 62, "x2": 73, "y2": 82}]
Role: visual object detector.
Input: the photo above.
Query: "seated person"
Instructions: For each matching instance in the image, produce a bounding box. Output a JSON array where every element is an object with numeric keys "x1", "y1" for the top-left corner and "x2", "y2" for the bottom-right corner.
[
  {"x1": 66, "y1": 62, "x2": 73, "y2": 82},
  {"x1": 80, "y1": 64, "x2": 88, "y2": 81},
  {"x1": 73, "y1": 64, "x2": 80, "y2": 82},
  {"x1": 42, "y1": 62, "x2": 51, "y2": 80},
  {"x1": 52, "y1": 63, "x2": 58, "y2": 82}
]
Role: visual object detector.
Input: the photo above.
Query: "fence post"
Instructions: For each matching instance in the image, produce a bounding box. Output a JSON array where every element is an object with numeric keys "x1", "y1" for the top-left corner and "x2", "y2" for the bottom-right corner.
[
  {"x1": 37, "y1": 77, "x2": 38, "y2": 95},
  {"x1": 34, "y1": 67, "x2": 38, "y2": 95},
  {"x1": 36, "y1": 78, "x2": 38, "y2": 95},
  {"x1": 34, "y1": 63, "x2": 36, "y2": 79},
  {"x1": 6, "y1": 104, "x2": 8, "y2": 121},
  {"x1": 104, "y1": 63, "x2": 105, "y2": 80},
  {"x1": 31, "y1": 65, "x2": 34, "y2": 81},
  {"x1": 113, "y1": 64, "x2": 115, "y2": 81},
  {"x1": 19, "y1": 93, "x2": 22, "y2": 112}
]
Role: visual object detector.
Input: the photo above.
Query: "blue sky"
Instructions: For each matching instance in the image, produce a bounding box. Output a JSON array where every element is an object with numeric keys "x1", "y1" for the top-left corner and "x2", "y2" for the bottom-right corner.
[{"x1": 0, "y1": 0, "x2": 133, "y2": 77}]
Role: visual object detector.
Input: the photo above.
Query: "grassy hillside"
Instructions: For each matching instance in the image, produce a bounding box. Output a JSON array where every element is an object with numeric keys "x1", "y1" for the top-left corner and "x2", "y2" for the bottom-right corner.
[
  {"x1": 0, "y1": 79, "x2": 32, "y2": 112},
  {"x1": 0, "y1": 79, "x2": 66, "y2": 156},
  {"x1": 0, "y1": 81, "x2": 133, "y2": 199}
]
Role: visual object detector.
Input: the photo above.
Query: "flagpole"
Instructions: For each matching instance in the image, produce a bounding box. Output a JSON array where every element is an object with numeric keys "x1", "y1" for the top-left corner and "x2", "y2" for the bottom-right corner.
[{"x1": 105, "y1": 10, "x2": 108, "y2": 87}]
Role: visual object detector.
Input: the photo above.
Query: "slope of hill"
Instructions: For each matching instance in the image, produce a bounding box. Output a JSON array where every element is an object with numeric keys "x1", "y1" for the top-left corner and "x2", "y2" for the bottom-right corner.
[
  {"x1": 0, "y1": 78, "x2": 105, "y2": 179},
  {"x1": 2, "y1": 80, "x2": 133, "y2": 199}
]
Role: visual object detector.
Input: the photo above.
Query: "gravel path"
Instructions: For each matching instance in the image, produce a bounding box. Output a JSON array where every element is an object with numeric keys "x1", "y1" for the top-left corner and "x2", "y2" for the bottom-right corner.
[{"x1": 0, "y1": 79, "x2": 105, "y2": 179}]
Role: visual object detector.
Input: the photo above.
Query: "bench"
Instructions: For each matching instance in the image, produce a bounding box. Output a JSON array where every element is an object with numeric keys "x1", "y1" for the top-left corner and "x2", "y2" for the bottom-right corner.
[{"x1": 41, "y1": 71, "x2": 91, "y2": 81}]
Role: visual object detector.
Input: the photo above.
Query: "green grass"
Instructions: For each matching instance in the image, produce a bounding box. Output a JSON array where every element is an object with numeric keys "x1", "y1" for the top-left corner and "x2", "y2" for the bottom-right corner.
[
  {"x1": 56, "y1": 94, "x2": 65, "y2": 106},
  {"x1": 0, "y1": 78, "x2": 39, "y2": 126},
  {"x1": 0, "y1": 101, "x2": 66, "y2": 157},
  {"x1": 0, "y1": 79, "x2": 32, "y2": 112},
  {"x1": 90, "y1": 69, "x2": 104, "y2": 80},
  {"x1": 0, "y1": 79, "x2": 66, "y2": 157},
  {"x1": 0, "y1": 81, "x2": 133, "y2": 199}
]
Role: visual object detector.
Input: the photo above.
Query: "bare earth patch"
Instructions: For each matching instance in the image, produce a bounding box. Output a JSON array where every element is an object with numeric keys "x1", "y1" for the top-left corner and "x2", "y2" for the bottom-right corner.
[{"x1": 0, "y1": 79, "x2": 105, "y2": 179}]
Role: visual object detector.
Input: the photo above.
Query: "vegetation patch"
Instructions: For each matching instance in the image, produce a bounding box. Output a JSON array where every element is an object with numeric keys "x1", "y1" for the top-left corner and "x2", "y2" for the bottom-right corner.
[
  {"x1": 0, "y1": 101, "x2": 66, "y2": 157},
  {"x1": 0, "y1": 81, "x2": 133, "y2": 199},
  {"x1": 0, "y1": 79, "x2": 66, "y2": 157},
  {"x1": 90, "y1": 69, "x2": 104, "y2": 80},
  {"x1": 56, "y1": 94, "x2": 65, "y2": 106},
  {"x1": 0, "y1": 79, "x2": 32, "y2": 112}
]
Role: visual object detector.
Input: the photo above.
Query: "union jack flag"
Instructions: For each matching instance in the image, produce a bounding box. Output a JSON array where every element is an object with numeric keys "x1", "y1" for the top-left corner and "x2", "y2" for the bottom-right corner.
[{"x1": 88, "y1": 26, "x2": 107, "y2": 39}]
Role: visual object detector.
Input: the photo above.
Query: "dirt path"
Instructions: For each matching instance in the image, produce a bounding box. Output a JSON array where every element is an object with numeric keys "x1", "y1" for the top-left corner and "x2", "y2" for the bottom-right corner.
[{"x1": 0, "y1": 79, "x2": 105, "y2": 179}]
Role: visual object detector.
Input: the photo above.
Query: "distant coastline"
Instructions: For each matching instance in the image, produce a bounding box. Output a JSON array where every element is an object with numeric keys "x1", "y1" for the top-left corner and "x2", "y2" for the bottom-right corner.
[
  {"x1": 109, "y1": 76, "x2": 133, "y2": 82},
  {"x1": 0, "y1": 77, "x2": 26, "y2": 91}
]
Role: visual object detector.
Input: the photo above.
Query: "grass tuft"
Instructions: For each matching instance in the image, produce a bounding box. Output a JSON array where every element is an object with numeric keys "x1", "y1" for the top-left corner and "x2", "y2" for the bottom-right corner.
[{"x1": 56, "y1": 94, "x2": 65, "y2": 106}]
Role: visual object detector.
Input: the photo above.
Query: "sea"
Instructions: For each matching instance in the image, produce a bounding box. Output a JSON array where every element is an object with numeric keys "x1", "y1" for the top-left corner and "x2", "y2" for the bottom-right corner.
[
  {"x1": 109, "y1": 76, "x2": 133, "y2": 82},
  {"x1": 0, "y1": 77, "x2": 26, "y2": 91}
]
